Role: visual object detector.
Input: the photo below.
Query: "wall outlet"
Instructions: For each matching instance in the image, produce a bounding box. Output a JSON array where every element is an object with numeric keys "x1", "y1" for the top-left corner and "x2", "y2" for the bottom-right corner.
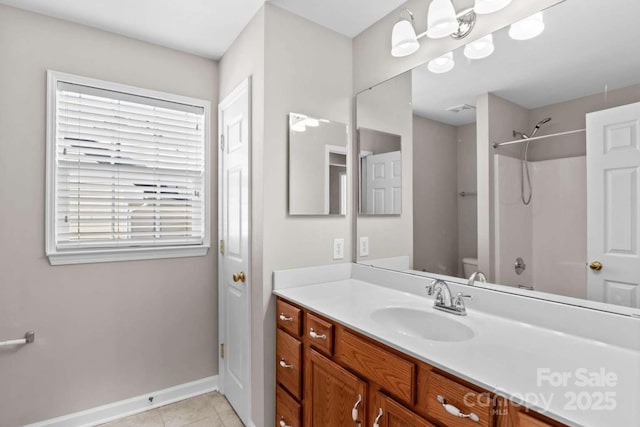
[
  {"x1": 333, "y1": 238, "x2": 345, "y2": 260},
  {"x1": 359, "y1": 237, "x2": 369, "y2": 257}
]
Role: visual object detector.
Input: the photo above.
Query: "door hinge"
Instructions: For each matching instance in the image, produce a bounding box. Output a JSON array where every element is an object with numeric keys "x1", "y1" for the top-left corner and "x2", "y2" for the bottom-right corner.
[
  {"x1": 219, "y1": 239, "x2": 225, "y2": 254},
  {"x1": 220, "y1": 343, "x2": 225, "y2": 359},
  {"x1": 220, "y1": 134, "x2": 225, "y2": 151}
]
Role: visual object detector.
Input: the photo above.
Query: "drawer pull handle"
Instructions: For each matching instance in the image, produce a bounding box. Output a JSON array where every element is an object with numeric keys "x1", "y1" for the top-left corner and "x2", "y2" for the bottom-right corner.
[
  {"x1": 279, "y1": 416, "x2": 291, "y2": 427},
  {"x1": 436, "y1": 395, "x2": 480, "y2": 422},
  {"x1": 352, "y1": 394, "x2": 362, "y2": 422},
  {"x1": 373, "y1": 408, "x2": 383, "y2": 427},
  {"x1": 279, "y1": 313, "x2": 293, "y2": 322},
  {"x1": 279, "y1": 358, "x2": 293, "y2": 369},
  {"x1": 309, "y1": 328, "x2": 327, "y2": 340}
]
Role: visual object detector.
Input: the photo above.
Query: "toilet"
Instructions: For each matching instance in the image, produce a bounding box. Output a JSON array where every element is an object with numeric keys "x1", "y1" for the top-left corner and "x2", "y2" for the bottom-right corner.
[{"x1": 462, "y1": 257, "x2": 478, "y2": 279}]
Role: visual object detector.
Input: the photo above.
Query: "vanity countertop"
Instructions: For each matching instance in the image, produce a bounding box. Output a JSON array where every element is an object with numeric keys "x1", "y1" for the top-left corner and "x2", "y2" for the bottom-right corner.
[{"x1": 273, "y1": 278, "x2": 640, "y2": 427}]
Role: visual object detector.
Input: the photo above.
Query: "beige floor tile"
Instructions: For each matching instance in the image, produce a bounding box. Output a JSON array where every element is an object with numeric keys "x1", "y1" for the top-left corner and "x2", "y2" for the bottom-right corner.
[
  {"x1": 184, "y1": 415, "x2": 224, "y2": 427},
  {"x1": 159, "y1": 394, "x2": 218, "y2": 427},
  {"x1": 99, "y1": 409, "x2": 164, "y2": 427}
]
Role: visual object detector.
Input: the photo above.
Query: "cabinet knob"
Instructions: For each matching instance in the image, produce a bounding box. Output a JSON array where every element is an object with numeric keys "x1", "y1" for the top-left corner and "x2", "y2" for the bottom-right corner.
[
  {"x1": 279, "y1": 416, "x2": 291, "y2": 427},
  {"x1": 589, "y1": 261, "x2": 603, "y2": 271},
  {"x1": 309, "y1": 328, "x2": 327, "y2": 340},
  {"x1": 279, "y1": 358, "x2": 293, "y2": 369},
  {"x1": 436, "y1": 395, "x2": 479, "y2": 422},
  {"x1": 232, "y1": 272, "x2": 246, "y2": 283},
  {"x1": 352, "y1": 394, "x2": 362, "y2": 422},
  {"x1": 373, "y1": 408, "x2": 383, "y2": 427},
  {"x1": 279, "y1": 313, "x2": 293, "y2": 322}
]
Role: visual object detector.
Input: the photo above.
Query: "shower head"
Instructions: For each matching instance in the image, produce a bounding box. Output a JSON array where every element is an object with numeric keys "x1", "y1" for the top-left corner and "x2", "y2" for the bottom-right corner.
[{"x1": 529, "y1": 117, "x2": 552, "y2": 138}]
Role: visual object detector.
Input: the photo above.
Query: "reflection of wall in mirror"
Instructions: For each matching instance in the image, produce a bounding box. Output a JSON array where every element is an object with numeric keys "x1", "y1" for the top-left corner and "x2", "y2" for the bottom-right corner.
[
  {"x1": 356, "y1": 71, "x2": 413, "y2": 262},
  {"x1": 412, "y1": 116, "x2": 478, "y2": 278}
]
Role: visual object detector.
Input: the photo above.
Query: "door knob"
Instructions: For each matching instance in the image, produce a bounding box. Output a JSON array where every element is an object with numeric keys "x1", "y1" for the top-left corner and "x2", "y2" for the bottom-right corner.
[
  {"x1": 589, "y1": 261, "x2": 603, "y2": 271},
  {"x1": 233, "y1": 272, "x2": 246, "y2": 283}
]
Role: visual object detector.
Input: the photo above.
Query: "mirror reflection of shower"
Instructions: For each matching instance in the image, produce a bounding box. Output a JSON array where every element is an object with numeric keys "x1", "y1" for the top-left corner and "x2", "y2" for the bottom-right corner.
[{"x1": 513, "y1": 117, "x2": 552, "y2": 205}]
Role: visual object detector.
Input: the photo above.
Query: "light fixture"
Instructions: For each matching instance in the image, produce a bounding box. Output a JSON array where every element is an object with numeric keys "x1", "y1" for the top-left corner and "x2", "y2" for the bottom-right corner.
[
  {"x1": 464, "y1": 34, "x2": 494, "y2": 59},
  {"x1": 426, "y1": 0, "x2": 459, "y2": 39},
  {"x1": 391, "y1": 9, "x2": 420, "y2": 57},
  {"x1": 428, "y1": 52, "x2": 455, "y2": 73},
  {"x1": 474, "y1": 0, "x2": 512, "y2": 15},
  {"x1": 509, "y1": 12, "x2": 545, "y2": 40},
  {"x1": 305, "y1": 118, "x2": 320, "y2": 127}
]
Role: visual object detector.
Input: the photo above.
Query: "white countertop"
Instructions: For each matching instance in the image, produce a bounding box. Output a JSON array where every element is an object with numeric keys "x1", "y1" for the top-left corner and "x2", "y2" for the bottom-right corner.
[{"x1": 274, "y1": 278, "x2": 640, "y2": 427}]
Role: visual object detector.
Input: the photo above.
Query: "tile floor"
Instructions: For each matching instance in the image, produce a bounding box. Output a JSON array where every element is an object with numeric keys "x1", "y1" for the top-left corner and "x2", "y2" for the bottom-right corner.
[{"x1": 100, "y1": 392, "x2": 244, "y2": 427}]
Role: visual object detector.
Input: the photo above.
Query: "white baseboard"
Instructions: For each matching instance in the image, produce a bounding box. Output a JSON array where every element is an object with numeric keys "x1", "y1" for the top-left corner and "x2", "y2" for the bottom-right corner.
[{"x1": 26, "y1": 376, "x2": 219, "y2": 427}]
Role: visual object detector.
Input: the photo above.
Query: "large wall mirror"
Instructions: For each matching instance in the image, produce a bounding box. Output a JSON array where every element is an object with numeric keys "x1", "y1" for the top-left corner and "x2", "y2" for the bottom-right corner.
[
  {"x1": 356, "y1": 0, "x2": 640, "y2": 315},
  {"x1": 289, "y1": 113, "x2": 348, "y2": 215}
]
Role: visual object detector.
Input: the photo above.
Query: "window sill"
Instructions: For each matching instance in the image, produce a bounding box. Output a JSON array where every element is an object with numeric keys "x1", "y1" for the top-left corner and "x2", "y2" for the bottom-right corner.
[{"x1": 47, "y1": 246, "x2": 209, "y2": 266}]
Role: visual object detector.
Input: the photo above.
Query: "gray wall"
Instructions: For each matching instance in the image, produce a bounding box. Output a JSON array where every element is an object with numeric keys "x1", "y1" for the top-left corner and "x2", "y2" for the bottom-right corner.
[
  {"x1": 456, "y1": 123, "x2": 478, "y2": 275},
  {"x1": 412, "y1": 115, "x2": 458, "y2": 276},
  {"x1": 220, "y1": 5, "x2": 353, "y2": 426},
  {"x1": 0, "y1": 6, "x2": 219, "y2": 426}
]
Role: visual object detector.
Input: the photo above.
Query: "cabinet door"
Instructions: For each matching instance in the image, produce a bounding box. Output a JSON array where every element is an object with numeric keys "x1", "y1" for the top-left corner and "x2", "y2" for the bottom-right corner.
[
  {"x1": 372, "y1": 392, "x2": 436, "y2": 427},
  {"x1": 305, "y1": 349, "x2": 367, "y2": 427}
]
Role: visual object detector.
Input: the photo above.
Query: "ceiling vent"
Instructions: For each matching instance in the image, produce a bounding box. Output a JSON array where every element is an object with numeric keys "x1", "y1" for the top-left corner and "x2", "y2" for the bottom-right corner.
[{"x1": 446, "y1": 103, "x2": 476, "y2": 113}]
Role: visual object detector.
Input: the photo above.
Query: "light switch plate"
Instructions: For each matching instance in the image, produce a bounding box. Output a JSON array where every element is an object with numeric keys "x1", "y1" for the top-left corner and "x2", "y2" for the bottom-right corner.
[
  {"x1": 359, "y1": 237, "x2": 369, "y2": 257},
  {"x1": 333, "y1": 238, "x2": 345, "y2": 260}
]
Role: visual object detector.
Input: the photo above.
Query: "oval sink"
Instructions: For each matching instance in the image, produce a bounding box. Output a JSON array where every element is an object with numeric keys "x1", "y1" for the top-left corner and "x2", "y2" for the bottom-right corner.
[{"x1": 371, "y1": 307, "x2": 474, "y2": 342}]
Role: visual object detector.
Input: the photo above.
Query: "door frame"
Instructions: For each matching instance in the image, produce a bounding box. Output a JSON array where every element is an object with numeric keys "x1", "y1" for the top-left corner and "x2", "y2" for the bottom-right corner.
[{"x1": 217, "y1": 77, "x2": 252, "y2": 423}]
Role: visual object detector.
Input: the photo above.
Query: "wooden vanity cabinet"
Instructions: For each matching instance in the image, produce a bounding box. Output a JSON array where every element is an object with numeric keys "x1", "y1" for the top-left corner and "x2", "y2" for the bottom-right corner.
[
  {"x1": 275, "y1": 297, "x2": 566, "y2": 427},
  {"x1": 305, "y1": 349, "x2": 367, "y2": 426}
]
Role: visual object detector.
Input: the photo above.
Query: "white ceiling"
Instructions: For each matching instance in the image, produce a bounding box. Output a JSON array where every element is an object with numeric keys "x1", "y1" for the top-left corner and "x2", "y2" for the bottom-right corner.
[
  {"x1": 0, "y1": 0, "x2": 265, "y2": 59},
  {"x1": 412, "y1": 0, "x2": 640, "y2": 126},
  {"x1": 268, "y1": 0, "x2": 407, "y2": 37},
  {"x1": 0, "y1": 0, "x2": 405, "y2": 59}
]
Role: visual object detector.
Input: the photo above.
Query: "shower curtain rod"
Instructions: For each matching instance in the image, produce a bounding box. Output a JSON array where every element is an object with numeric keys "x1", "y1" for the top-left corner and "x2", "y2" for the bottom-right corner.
[{"x1": 493, "y1": 128, "x2": 586, "y2": 149}]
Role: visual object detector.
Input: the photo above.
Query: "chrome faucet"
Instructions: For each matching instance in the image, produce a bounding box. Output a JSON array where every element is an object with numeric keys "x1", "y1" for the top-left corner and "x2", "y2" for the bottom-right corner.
[
  {"x1": 468, "y1": 271, "x2": 487, "y2": 287},
  {"x1": 426, "y1": 279, "x2": 471, "y2": 316}
]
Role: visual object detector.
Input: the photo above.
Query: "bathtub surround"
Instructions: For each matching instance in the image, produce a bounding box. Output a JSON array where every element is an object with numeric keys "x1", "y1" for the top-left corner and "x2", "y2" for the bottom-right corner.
[{"x1": 0, "y1": 5, "x2": 218, "y2": 426}]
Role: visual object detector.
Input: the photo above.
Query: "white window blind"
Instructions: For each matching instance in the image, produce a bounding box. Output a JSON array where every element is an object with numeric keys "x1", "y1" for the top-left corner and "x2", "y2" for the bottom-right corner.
[{"x1": 47, "y1": 72, "x2": 209, "y2": 263}]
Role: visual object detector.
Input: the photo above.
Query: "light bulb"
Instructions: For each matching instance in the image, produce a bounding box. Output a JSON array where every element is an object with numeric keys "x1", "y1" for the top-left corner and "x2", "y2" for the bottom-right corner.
[
  {"x1": 391, "y1": 19, "x2": 420, "y2": 57},
  {"x1": 509, "y1": 12, "x2": 545, "y2": 40},
  {"x1": 427, "y1": 0, "x2": 458, "y2": 39},
  {"x1": 474, "y1": 0, "x2": 512, "y2": 15},
  {"x1": 428, "y1": 52, "x2": 455, "y2": 73},
  {"x1": 464, "y1": 34, "x2": 495, "y2": 59}
]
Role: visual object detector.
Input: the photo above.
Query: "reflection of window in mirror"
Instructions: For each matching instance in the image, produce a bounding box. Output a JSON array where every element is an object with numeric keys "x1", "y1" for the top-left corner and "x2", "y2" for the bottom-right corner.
[{"x1": 358, "y1": 128, "x2": 402, "y2": 215}]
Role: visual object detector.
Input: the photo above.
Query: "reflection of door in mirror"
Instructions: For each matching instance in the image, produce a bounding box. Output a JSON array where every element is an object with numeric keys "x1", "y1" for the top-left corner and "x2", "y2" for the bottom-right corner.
[
  {"x1": 358, "y1": 128, "x2": 402, "y2": 215},
  {"x1": 586, "y1": 102, "x2": 640, "y2": 308}
]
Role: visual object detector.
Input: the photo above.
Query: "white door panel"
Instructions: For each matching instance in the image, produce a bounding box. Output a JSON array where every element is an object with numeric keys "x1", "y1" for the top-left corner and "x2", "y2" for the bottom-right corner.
[
  {"x1": 587, "y1": 101, "x2": 640, "y2": 308},
  {"x1": 363, "y1": 151, "x2": 402, "y2": 214},
  {"x1": 218, "y1": 78, "x2": 251, "y2": 424}
]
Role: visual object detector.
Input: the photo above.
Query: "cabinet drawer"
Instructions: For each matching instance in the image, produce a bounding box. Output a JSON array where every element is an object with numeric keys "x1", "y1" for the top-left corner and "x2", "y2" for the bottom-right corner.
[
  {"x1": 276, "y1": 385, "x2": 301, "y2": 427},
  {"x1": 423, "y1": 371, "x2": 493, "y2": 427},
  {"x1": 335, "y1": 329, "x2": 415, "y2": 404},
  {"x1": 373, "y1": 392, "x2": 436, "y2": 427},
  {"x1": 276, "y1": 329, "x2": 302, "y2": 399},
  {"x1": 277, "y1": 299, "x2": 302, "y2": 337},
  {"x1": 305, "y1": 312, "x2": 334, "y2": 355}
]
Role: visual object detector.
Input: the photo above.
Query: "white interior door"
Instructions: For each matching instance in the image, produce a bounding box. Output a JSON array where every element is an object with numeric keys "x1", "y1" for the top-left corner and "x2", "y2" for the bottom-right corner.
[
  {"x1": 586, "y1": 101, "x2": 640, "y2": 308},
  {"x1": 218, "y1": 78, "x2": 251, "y2": 423},
  {"x1": 363, "y1": 151, "x2": 402, "y2": 214}
]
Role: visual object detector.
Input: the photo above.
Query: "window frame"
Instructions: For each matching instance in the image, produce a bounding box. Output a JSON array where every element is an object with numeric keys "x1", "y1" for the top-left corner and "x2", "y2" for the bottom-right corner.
[{"x1": 45, "y1": 70, "x2": 211, "y2": 265}]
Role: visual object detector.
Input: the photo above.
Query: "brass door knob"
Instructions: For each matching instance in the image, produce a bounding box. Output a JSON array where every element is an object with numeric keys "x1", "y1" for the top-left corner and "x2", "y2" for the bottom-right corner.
[
  {"x1": 233, "y1": 272, "x2": 246, "y2": 283},
  {"x1": 589, "y1": 261, "x2": 603, "y2": 271}
]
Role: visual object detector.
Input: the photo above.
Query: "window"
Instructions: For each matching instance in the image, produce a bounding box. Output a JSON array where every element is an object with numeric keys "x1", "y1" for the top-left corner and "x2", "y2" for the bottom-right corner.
[{"x1": 46, "y1": 71, "x2": 210, "y2": 265}]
